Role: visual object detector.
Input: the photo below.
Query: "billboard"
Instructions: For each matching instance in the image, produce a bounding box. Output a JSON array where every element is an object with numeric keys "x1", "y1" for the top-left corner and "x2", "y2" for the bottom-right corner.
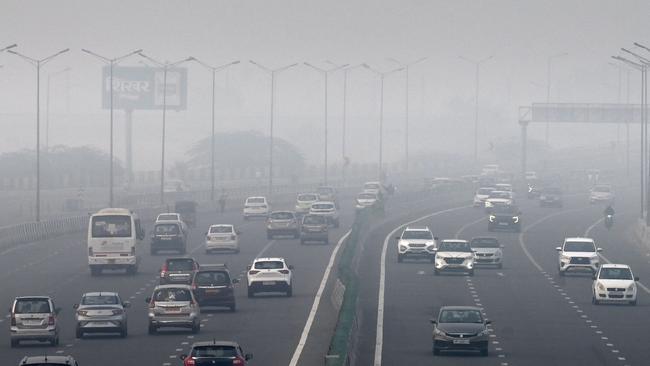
[{"x1": 102, "y1": 66, "x2": 187, "y2": 110}]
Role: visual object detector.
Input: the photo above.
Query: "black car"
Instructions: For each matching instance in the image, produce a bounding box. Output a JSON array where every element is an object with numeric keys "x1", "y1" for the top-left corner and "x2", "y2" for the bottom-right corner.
[
  {"x1": 180, "y1": 341, "x2": 253, "y2": 366},
  {"x1": 191, "y1": 264, "x2": 238, "y2": 311},
  {"x1": 150, "y1": 221, "x2": 187, "y2": 254},
  {"x1": 488, "y1": 205, "x2": 521, "y2": 232},
  {"x1": 539, "y1": 187, "x2": 563, "y2": 207}
]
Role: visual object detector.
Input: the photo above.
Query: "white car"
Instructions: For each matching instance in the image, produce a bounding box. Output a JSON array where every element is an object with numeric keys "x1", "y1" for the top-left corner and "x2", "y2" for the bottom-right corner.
[
  {"x1": 243, "y1": 196, "x2": 269, "y2": 219},
  {"x1": 473, "y1": 187, "x2": 495, "y2": 207},
  {"x1": 589, "y1": 184, "x2": 614, "y2": 204},
  {"x1": 309, "y1": 201, "x2": 340, "y2": 227},
  {"x1": 396, "y1": 226, "x2": 437, "y2": 263},
  {"x1": 592, "y1": 264, "x2": 638, "y2": 305},
  {"x1": 363, "y1": 181, "x2": 383, "y2": 195},
  {"x1": 556, "y1": 237, "x2": 602, "y2": 275},
  {"x1": 294, "y1": 193, "x2": 319, "y2": 215},
  {"x1": 205, "y1": 224, "x2": 240, "y2": 253},
  {"x1": 356, "y1": 192, "x2": 379, "y2": 209},
  {"x1": 434, "y1": 240, "x2": 475, "y2": 276},
  {"x1": 470, "y1": 237, "x2": 503, "y2": 268},
  {"x1": 246, "y1": 257, "x2": 293, "y2": 297},
  {"x1": 484, "y1": 191, "x2": 513, "y2": 211}
]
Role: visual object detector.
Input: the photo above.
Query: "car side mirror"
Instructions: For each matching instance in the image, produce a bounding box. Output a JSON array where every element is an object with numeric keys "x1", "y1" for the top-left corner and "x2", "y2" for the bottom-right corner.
[
  {"x1": 232, "y1": 279, "x2": 240, "y2": 284},
  {"x1": 597, "y1": 248, "x2": 603, "y2": 252},
  {"x1": 485, "y1": 319, "x2": 492, "y2": 325},
  {"x1": 72, "y1": 304, "x2": 79, "y2": 309},
  {"x1": 145, "y1": 297, "x2": 152, "y2": 303},
  {"x1": 635, "y1": 276, "x2": 640, "y2": 281},
  {"x1": 246, "y1": 265, "x2": 251, "y2": 270},
  {"x1": 179, "y1": 355, "x2": 187, "y2": 360},
  {"x1": 123, "y1": 301, "x2": 131, "y2": 308},
  {"x1": 430, "y1": 319, "x2": 437, "y2": 325},
  {"x1": 555, "y1": 247, "x2": 562, "y2": 251},
  {"x1": 245, "y1": 354, "x2": 253, "y2": 361}
]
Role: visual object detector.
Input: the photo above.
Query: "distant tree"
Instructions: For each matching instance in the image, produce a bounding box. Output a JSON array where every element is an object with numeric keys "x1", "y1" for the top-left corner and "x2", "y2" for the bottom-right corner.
[{"x1": 185, "y1": 131, "x2": 305, "y2": 176}]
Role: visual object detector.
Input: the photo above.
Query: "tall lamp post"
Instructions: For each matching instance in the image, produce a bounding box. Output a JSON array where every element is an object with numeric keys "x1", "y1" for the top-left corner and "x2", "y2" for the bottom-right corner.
[
  {"x1": 191, "y1": 58, "x2": 240, "y2": 201},
  {"x1": 249, "y1": 61, "x2": 298, "y2": 196},
  {"x1": 386, "y1": 57, "x2": 427, "y2": 174},
  {"x1": 326, "y1": 62, "x2": 363, "y2": 163},
  {"x1": 45, "y1": 67, "x2": 71, "y2": 151},
  {"x1": 137, "y1": 53, "x2": 193, "y2": 205},
  {"x1": 304, "y1": 62, "x2": 348, "y2": 185},
  {"x1": 7, "y1": 48, "x2": 69, "y2": 222},
  {"x1": 362, "y1": 63, "x2": 405, "y2": 181},
  {"x1": 81, "y1": 48, "x2": 142, "y2": 207},
  {"x1": 459, "y1": 55, "x2": 493, "y2": 162},
  {"x1": 544, "y1": 52, "x2": 568, "y2": 146}
]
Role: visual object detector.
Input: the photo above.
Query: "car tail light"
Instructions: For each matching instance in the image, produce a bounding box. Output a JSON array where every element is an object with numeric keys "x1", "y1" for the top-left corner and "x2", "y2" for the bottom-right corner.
[
  {"x1": 248, "y1": 270, "x2": 259, "y2": 275},
  {"x1": 112, "y1": 309, "x2": 124, "y2": 315},
  {"x1": 160, "y1": 264, "x2": 168, "y2": 277},
  {"x1": 184, "y1": 357, "x2": 196, "y2": 366},
  {"x1": 191, "y1": 283, "x2": 197, "y2": 290},
  {"x1": 233, "y1": 357, "x2": 244, "y2": 365},
  {"x1": 48, "y1": 316, "x2": 55, "y2": 326},
  {"x1": 10, "y1": 316, "x2": 16, "y2": 326},
  {"x1": 278, "y1": 269, "x2": 290, "y2": 274}
]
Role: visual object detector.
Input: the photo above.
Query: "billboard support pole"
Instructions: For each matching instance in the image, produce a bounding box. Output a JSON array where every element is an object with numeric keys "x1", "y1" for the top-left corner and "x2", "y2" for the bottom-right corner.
[{"x1": 125, "y1": 109, "x2": 133, "y2": 189}]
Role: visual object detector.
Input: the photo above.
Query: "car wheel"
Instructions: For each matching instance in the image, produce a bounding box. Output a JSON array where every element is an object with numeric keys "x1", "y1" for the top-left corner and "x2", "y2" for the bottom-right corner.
[
  {"x1": 434, "y1": 269, "x2": 440, "y2": 276},
  {"x1": 286, "y1": 285, "x2": 293, "y2": 297},
  {"x1": 480, "y1": 347, "x2": 489, "y2": 357},
  {"x1": 120, "y1": 326, "x2": 128, "y2": 338},
  {"x1": 592, "y1": 295, "x2": 600, "y2": 305},
  {"x1": 75, "y1": 327, "x2": 83, "y2": 339},
  {"x1": 397, "y1": 254, "x2": 403, "y2": 263},
  {"x1": 247, "y1": 288, "x2": 255, "y2": 298},
  {"x1": 148, "y1": 323, "x2": 156, "y2": 335},
  {"x1": 10, "y1": 339, "x2": 18, "y2": 348}
]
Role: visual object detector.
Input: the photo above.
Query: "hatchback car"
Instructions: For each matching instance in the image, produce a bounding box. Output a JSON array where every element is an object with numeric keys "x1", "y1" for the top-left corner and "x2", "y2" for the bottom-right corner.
[
  {"x1": 146, "y1": 285, "x2": 200, "y2": 334},
  {"x1": 316, "y1": 186, "x2": 338, "y2": 204},
  {"x1": 592, "y1": 264, "x2": 638, "y2": 305},
  {"x1": 151, "y1": 221, "x2": 187, "y2": 255},
  {"x1": 309, "y1": 201, "x2": 340, "y2": 227},
  {"x1": 473, "y1": 187, "x2": 495, "y2": 207},
  {"x1": 73, "y1": 292, "x2": 129, "y2": 338},
  {"x1": 180, "y1": 341, "x2": 253, "y2": 366},
  {"x1": 247, "y1": 257, "x2": 293, "y2": 297},
  {"x1": 266, "y1": 211, "x2": 300, "y2": 239},
  {"x1": 434, "y1": 240, "x2": 475, "y2": 276},
  {"x1": 356, "y1": 191, "x2": 381, "y2": 210},
  {"x1": 300, "y1": 214, "x2": 329, "y2": 244},
  {"x1": 556, "y1": 237, "x2": 602, "y2": 275},
  {"x1": 431, "y1": 306, "x2": 490, "y2": 356},
  {"x1": 589, "y1": 184, "x2": 614, "y2": 204},
  {"x1": 295, "y1": 193, "x2": 319, "y2": 216},
  {"x1": 470, "y1": 237, "x2": 503, "y2": 268},
  {"x1": 191, "y1": 264, "x2": 238, "y2": 311},
  {"x1": 243, "y1": 196, "x2": 269, "y2": 219},
  {"x1": 205, "y1": 224, "x2": 240, "y2": 254},
  {"x1": 160, "y1": 257, "x2": 200, "y2": 285},
  {"x1": 18, "y1": 356, "x2": 79, "y2": 366},
  {"x1": 10, "y1": 296, "x2": 60, "y2": 347}
]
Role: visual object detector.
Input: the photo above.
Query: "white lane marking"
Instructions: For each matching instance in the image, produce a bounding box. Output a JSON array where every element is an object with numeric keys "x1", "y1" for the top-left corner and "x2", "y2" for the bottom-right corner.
[
  {"x1": 374, "y1": 204, "x2": 472, "y2": 366},
  {"x1": 254, "y1": 240, "x2": 277, "y2": 259},
  {"x1": 584, "y1": 217, "x2": 605, "y2": 237},
  {"x1": 454, "y1": 216, "x2": 486, "y2": 239},
  {"x1": 518, "y1": 208, "x2": 585, "y2": 272},
  {"x1": 288, "y1": 229, "x2": 352, "y2": 366}
]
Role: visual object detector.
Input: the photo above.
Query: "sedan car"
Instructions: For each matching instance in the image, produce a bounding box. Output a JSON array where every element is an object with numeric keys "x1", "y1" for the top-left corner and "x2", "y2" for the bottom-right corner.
[
  {"x1": 309, "y1": 201, "x2": 340, "y2": 227},
  {"x1": 431, "y1": 306, "x2": 490, "y2": 356},
  {"x1": 266, "y1": 211, "x2": 300, "y2": 239},
  {"x1": 434, "y1": 240, "x2": 475, "y2": 276},
  {"x1": 294, "y1": 193, "x2": 319, "y2": 216},
  {"x1": 539, "y1": 187, "x2": 563, "y2": 207},
  {"x1": 180, "y1": 341, "x2": 253, "y2": 366},
  {"x1": 18, "y1": 356, "x2": 79, "y2": 366},
  {"x1": 488, "y1": 204, "x2": 521, "y2": 232},
  {"x1": 150, "y1": 221, "x2": 187, "y2": 255},
  {"x1": 470, "y1": 237, "x2": 503, "y2": 268},
  {"x1": 247, "y1": 257, "x2": 293, "y2": 297},
  {"x1": 74, "y1": 292, "x2": 129, "y2": 338},
  {"x1": 205, "y1": 224, "x2": 240, "y2": 254},
  {"x1": 484, "y1": 191, "x2": 513, "y2": 211},
  {"x1": 243, "y1": 196, "x2": 269, "y2": 219},
  {"x1": 356, "y1": 191, "x2": 381, "y2": 210},
  {"x1": 146, "y1": 285, "x2": 200, "y2": 334},
  {"x1": 592, "y1": 264, "x2": 638, "y2": 305}
]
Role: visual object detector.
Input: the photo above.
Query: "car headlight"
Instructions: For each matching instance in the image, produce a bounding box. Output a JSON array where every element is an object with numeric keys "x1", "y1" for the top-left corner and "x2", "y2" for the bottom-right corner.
[
  {"x1": 597, "y1": 282, "x2": 606, "y2": 291},
  {"x1": 434, "y1": 328, "x2": 446, "y2": 336},
  {"x1": 513, "y1": 216, "x2": 519, "y2": 223},
  {"x1": 627, "y1": 283, "x2": 636, "y2": 291},
  {"x1": 560, "y1": 254, "x2": 571, "y2": 261},
  {"x1": 399, "y1": 245, "x2": 407, "y2": 251},
  {"x1": 489, "y1": 215, "x2": 496, "y2": 222},
  {"x1": 495, "y1": 250, "x2": 502, "y2": 257},
  {"x1": 477, "y1": 328, "x2": 489, "y2": 337}
]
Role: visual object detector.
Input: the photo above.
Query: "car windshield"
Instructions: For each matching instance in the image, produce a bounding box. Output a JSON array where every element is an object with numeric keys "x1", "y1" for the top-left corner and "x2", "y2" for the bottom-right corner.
[
  {"x1": 254, "y1": 261, "x2": 285, "y2": 270},
  {"x1": 438, "y1": 242, "x2": 472, "y2": 252},
  {"x1": 210, "y1": 226, "x2": 233, "y2": 234},
  {"x1": 14, "y1": 299, "x2": 51, "y2": 314},
  {"x1": 153, "y1": 288, "x2": 192, "y2": 302},
  {"x1": 477, "y1": 188, "x2": 494, "y2": 195},
  {"x1": 358, "y1": 193, "x2": 376, "y2": 200},
  {"x1": 167, "y1": 259, "x2": 195, "y2": 271},
  {"x1": 298, "y1": 194, "x2": 317, "y2": 201},
  {"x1": 312, "y1": 204, "x2": 334, "y2": 210},
  {"x1": 247, "y1": 198, "x2": 265, "y2": 204},
  {"x1": 471, "y1": 238, "x2": 500, "y2": 248},
  {"x1": 439, "y1": 309, "x2": 483, "y2": 323},
  {"x1": 195, "y1": 271, "x2": 229, "y2": 286},
  {"x1": 192, "y1": 345, "x2": 238, "y2": 358},
  {"x1": 564, "y1": 242, "x2": 596, "y2": 252},
  {"x1": 81, "y1": 295, "x2": 119, "y2": 305},
  {"x1": 158, "y1": 214, "x2": 179, "y2": 221},
  {"x1": 599, "y1": 268, "x2": 633, "y2": 280},
  {"x1": 489, "y1": 191, "x2": 510, "y2": 199},
  {"x1": 402, "y1": 230, "x2": 433, "y2": 240},
  {"x1": 270, "y1": 212, "x2": 294, "y2": 220},
  {"x1": 155, "y1": 224, "x2": 180, "y2": 235},
  {"x1": 303, "y1": 215, "x2": 326, "y2": 225},
  {"x1": 91, "y1": 215, "x2": 132, "y2": 238}
]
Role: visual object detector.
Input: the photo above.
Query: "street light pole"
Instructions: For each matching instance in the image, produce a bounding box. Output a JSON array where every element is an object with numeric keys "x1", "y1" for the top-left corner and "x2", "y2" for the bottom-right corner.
[
  {"x1": 544, "y1": 52, "x2": 568, "y2": 147},
  {"x1": 8, "y1": 48, "x2": 69, "y2": 222},
  {"x1": 137, "y1": 53, "x2": 193, "y2": 205},
  {"x1": 459, "y1": 55, "x2": 493, "y2": 162},
  {"x1": 362, "y1": 64, "x2": 405, "y2": 181},
  {"x1": 386, "y1": 57, "x2": 427, "y2": 174},
  {"x1": 191, "y1": 58, "x2": 240, "y2": 201},
  {"x1": 81, "y1": 48, "x2": 142, "y2": 207},
  {"x1": 304, "y1": 62, "x2": 348, "y2": 185},
  {"x1": 249, "y1": 61, "x2": 298, "y2": 197}
]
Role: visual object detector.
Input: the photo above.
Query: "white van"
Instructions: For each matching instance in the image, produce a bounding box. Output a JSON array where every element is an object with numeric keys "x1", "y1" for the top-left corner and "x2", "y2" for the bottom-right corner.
[{"x1": 88, "y1": 208, "x2": 145, "y2": 276}]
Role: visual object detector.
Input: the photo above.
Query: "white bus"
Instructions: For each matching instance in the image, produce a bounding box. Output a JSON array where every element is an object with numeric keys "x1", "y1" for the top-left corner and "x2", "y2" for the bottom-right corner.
[{"x1": 87, "y1": 208, "x2": 144, "y2": 276}]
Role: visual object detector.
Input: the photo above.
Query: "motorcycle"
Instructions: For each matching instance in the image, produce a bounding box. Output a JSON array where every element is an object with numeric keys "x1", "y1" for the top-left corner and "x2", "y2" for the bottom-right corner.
[{"x1": 604, "y1": 214, "x2": 614, "y2": 230}]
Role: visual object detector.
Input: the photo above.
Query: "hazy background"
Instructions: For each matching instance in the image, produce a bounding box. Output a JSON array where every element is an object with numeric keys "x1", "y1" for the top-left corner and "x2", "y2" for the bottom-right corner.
[{"x1": 0, "y1": 0, "x2": 648, "y2": 171}]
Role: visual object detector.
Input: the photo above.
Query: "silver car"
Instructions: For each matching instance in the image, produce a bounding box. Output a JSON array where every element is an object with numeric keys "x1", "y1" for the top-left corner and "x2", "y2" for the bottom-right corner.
[
  {"x1": 266, "y1": 211, "x2": 300, "y2": 239},
  {"x1": 74, "y1": 292, "x2": 129, "y2": 338},
  {"x1": 146, "y1": 285, "x2": 200, "y2": 334},
  {"x1": 10, "y1": 296, "x2": 60, "y2": 347}
]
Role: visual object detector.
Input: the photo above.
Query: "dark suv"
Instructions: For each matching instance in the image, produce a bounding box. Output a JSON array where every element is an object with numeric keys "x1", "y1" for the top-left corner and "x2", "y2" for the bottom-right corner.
[
  {"x1": 160, "y1": 257, "x2": 199, "y2": 285},
  {"x1": 150, "y1": 221, "x2": 187, "y2": 255},
  {"x1": 180, "y1": 341, "x2": 253, "y2": 366},
  {"x1": 191, "y1": 264, "x2": 238, "y2": 312},
  {"x1": 487, "y1": 205, "x2": 521, "y2": 232}
]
